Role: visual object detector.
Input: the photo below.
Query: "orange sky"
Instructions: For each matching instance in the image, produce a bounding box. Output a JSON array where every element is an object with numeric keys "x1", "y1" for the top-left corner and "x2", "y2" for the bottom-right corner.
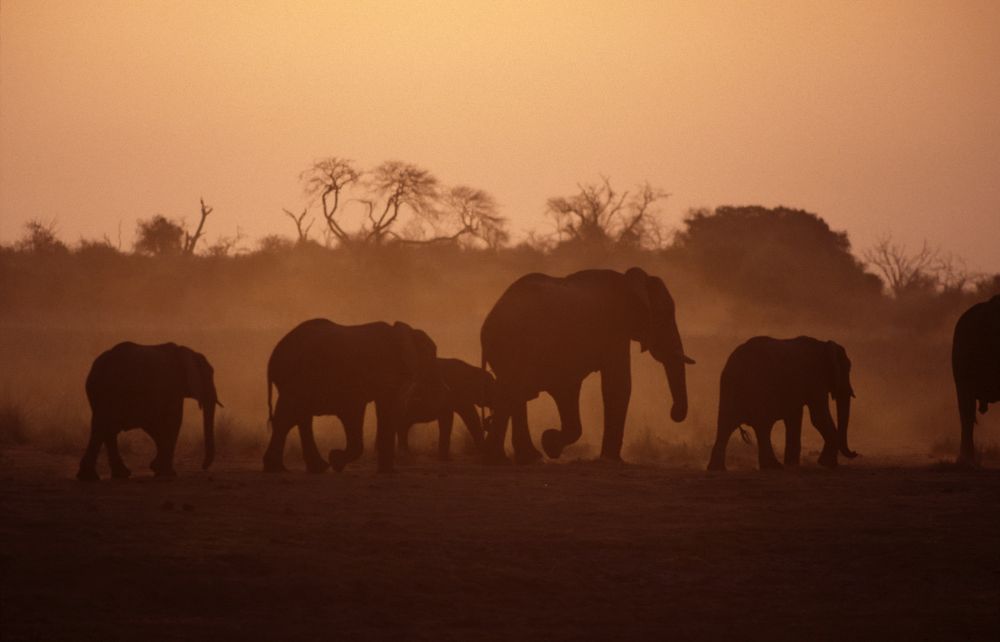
[{"x1": 1, "y1": 1, "x2": 998, "y2": 269}]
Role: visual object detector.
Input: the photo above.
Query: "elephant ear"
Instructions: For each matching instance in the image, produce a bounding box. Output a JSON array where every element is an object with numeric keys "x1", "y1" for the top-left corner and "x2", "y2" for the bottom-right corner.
[
  {"x1": 179, "y1": 347, "x2": 206, "y2": 408},
  {"x1": 624, "y1": 267, "x2": 653, "y2": 351},
  {"x1": 825, "y1": 341, "x2": 853, "y2": 399}
]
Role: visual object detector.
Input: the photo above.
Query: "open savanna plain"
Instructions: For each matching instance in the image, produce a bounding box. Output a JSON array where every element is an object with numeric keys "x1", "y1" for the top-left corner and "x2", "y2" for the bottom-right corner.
[{"x1": 2, "y1": 446, "x2": 999, "y2": 641}]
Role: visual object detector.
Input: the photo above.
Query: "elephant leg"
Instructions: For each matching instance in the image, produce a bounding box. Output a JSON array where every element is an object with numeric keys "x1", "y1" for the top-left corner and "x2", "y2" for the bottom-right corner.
[
  {"x1": 783, "y1": 407, "x2": 804, "y2": 468},
  {"x1": 511, "y1": 400, "x2": 542, "y2": 465},
  {"x1": 807, "y1": 402, "x2": 839, "y2": 468},
  {"x1": 542, "y1": 382, "x2": 583, "y2": 460},
  {"x1": 755, "y1": 422, "x2": 782, "y2": 470},
  {"x1": 455, "y1": 403, "x2": 485, "y2": 449},
  {"x1": 482, "y1": 400, "x2": 511, "y2": 465},
  {"x1": 298, "y1": 415, "x2": 330, "y2": 473},
  {"x1": 398, "y1": 422, "x2": 412, "y2": 453},
  {"x1": 374, "y1": 399, "x2": 400, "y2": 474},
  {"x1": 77, "y1": 415, "x2": 105, "y2": 482},
  {"x1": 956, "y1": 384, "x2": 977, "y2": 466},
  {"x1": 105, "y1": 432, "x2": 131, "y2": 479},
  {"x1": 329, "y1": 403, "x2": 366, "y2": 473},
  {"x1": 437, "y1": 412, "x2": 454, "y2": 460},
  {"x1": 263, "y1": 398, "x2": 295, "y2": 472},
  {"x1": 708, "y1": 405, "x2": 737, "y2": 471},
  {"x1": 150, "y1": 420, "x2": 180, "y2": 478},
  {"x1": 600, "y1": 358, "x2": 631, "y2": 461}
]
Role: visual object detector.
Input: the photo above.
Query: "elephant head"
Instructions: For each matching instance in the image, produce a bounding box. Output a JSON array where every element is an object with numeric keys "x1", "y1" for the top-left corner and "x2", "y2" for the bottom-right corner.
[
  {"x1": 625, "y1": 267, "x2": 694, "y2": 422},
  {"x1": 393, "y1": 322, "x2": 446, "y2": 414},
  {"x1": 178, "y1": 346, "x2": 219, "y2": 469},
  {"x1": 825, "y1": 340, "x2": 857, "y2": 459}
]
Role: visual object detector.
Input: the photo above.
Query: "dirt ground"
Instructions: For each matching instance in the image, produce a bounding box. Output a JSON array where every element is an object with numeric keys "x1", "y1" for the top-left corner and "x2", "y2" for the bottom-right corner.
[{"x1": 1, "y1": 446, "x2": 998, "y2": 642}]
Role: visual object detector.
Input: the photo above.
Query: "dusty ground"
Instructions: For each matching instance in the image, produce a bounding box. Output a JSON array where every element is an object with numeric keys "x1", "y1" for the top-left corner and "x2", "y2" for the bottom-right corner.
[{"x1": 1, "y1": 446, "x2": 998, "y2": 641}]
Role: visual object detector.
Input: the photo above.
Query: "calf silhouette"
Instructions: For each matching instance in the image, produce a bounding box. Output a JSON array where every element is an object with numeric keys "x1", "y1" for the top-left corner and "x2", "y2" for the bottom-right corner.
[{"x1": 398, "y1": 357, "x2": 495, "y2": 459}]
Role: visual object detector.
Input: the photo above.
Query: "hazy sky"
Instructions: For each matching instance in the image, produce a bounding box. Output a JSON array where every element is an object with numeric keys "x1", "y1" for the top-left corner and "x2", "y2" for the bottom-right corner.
[{"x1": 2, "y1": 1, "x2": 998, "y2": 269}]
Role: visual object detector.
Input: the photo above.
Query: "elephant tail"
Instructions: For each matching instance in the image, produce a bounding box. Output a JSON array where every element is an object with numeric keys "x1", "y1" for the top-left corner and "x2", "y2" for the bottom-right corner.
[{"x1": 737, "y1": 424, "x2": 753, "y2": 445}]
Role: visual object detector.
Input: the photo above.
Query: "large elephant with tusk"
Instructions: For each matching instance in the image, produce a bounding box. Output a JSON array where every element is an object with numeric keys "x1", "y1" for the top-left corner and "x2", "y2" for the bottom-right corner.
[
  {"x1": 707, "y1": 336, "x2": 858, "y2": 471},
  {"x1": 264, "y1": 318, "x2": 446, "y2": 474},
  {"x1": 480, "y1": 267, "x2": 694, "y2": 464},
  {"x1": 78, "y1": 342, "x2": 220, "y2": 481}
]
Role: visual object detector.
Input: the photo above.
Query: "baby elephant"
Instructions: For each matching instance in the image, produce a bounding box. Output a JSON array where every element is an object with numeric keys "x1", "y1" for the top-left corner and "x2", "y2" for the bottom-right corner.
[
  {"x1": 708, "y1": 336, "x2": 858, "y2": 471},
  {"x1": 398, "y1": 357, "x2": 494, "y2": 459},
  {"x1": 78, "y1": 342, "x2": 220, "y2": 481}
]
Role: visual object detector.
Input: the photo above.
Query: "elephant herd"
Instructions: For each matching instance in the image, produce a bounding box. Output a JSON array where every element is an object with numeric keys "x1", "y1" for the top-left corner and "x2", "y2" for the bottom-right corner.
[{"x1": 76, "y1": 267, "x2": 1000, "y2": 481}]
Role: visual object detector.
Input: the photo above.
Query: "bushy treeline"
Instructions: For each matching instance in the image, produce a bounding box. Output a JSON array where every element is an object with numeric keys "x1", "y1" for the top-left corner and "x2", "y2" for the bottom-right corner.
[{"x1": 3, "y1": 205, "x2": 996, "y2": 334}]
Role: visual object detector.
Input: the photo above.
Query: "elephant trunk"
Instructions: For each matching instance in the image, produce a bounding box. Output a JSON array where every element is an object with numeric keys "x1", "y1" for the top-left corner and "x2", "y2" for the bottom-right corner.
[
  {"x1": 835, "y1": 394, "x2": 857, "y2": 458},
  {"x1": 664, "y1": 357, "x2": 689, "y2": 423},
  {"x1": 202, "y1": 398, "x2": 216, "y2": 470}
]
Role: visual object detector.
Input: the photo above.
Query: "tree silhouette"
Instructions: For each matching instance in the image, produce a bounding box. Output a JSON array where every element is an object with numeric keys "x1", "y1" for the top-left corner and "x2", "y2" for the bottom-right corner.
[
  {"x1": 135, "y1": 215, "x2": 184, "y2": 256},
  {"x1": 300, "y1": 157, "x2": 361, "y2": 245},
  {"x1": 547, "y1": 177, "x2": 668, "y2": 249}
]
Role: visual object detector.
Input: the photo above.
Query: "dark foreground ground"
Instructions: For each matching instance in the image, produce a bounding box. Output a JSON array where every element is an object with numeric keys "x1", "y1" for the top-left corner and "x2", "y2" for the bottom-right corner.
[{"x1": 2, "y1": 447, "x2": 999, "y2": 641}]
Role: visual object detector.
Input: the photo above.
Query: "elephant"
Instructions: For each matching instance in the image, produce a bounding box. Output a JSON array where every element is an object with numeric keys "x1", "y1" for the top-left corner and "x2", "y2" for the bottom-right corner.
[
  {"x1": 707, "y1": 336, "x2": 858, "y2": 471},
  {"x1": 952, "y1": 295, "x2": 1000, "y2": 466},
  {"x1": 264, "y1": 318, "x2": 446, "y2": 474},
  {"x1": 480, "y1": 267, "x2": 693, "y2": 465},
  {"x1": 78, "y1": 342, "x2": 219, "y2": 481},
  {"x1": 398, "y1": 357, "x2": 495, "y2": 459}
]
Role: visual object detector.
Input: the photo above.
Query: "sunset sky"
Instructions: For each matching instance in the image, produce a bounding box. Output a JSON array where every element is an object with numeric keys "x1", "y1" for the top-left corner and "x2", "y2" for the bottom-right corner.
[{"x1": 1, "y1": 1, "x2": 998, "y2": 269}]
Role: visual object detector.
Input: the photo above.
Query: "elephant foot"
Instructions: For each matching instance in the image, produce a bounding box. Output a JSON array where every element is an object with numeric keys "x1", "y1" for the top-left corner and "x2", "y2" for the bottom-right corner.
[
  {"x1": 437, "y1": 451, "x2": 452, "y2": 462},
  {"x1": 954, "y1": 454, "x2": 978, "y2": 470},
  {"x1": 328, "y1": 449, "x2": 357, "y2": 473},
  {"x1": 153, "y1": 469, "x2": 178, "y2": 479},
  {"x1": 759, "y1": 459, "x2": 784, "y2": 471},
  {"x1": 783, "y1": 458, "x2": 800, "y2": 469},
  {"x1": 541, "y1": 430, "x2": 565, "y2": 459},
  {"x1": 482, "y1": 450, "x2": 511, "y2": 466},
  {"x1": 817, "y1": 451, "x2": 838, "y2": 468},
  {"x1": 263, "y1": 460, "x2": 289, "y2": 473},
  {"x1": 513, "y1": 447, "x2": 543, "y2": 465},
  {"x1": 305, "y1": 459, "x2": 330, "y2": 474},
  {"x1": 110, "y1": 466, "x2": 132, "y2": 480},
  {"x1": 707, "y1": 451, "x2": 727, "y2": 472},
  {"x1": 76, "y1": 467, "x2": 100, "y2": 482}
]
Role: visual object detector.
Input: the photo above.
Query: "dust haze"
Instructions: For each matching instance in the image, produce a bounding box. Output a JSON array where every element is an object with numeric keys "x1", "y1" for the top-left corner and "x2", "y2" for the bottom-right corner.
[{"x1": 1, "y1": 217, "x2": 995, "y2": 466}]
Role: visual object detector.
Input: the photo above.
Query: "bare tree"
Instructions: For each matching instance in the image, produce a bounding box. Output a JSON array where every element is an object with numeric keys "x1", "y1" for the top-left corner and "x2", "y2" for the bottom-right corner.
[
  {"x1": 547, "y1": 177, "x2": 669, "y2": 249},
  {"x1": 363, "y1": 161, "x2": 439, "y2": 244},
  {"x1": 300, "y1": 157, "x2": 361, "y2": 244},
  {"x1": 864, "y1": 235, "x2": 974, "y2": 297},
  {"x1": 396, "y1": 185, "x2": 509, "y2": 249},
  {"x1": 204, "y1": 227, "x2": 247, "y2": 257},
  {"x1": 282, "y1": 207, "x2": 314, "y2": 243},
  {"x1": 16, "y1": 219, "x2": 68, "y2": 254},
  {"x1": 183, "y1": 198, "x2": 212, "y2": 255}
]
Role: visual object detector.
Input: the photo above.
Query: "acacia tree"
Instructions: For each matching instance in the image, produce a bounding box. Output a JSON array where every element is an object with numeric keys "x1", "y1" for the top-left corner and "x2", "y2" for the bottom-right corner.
[
  {"x1": 300, "y1": 157, "x2": 361, "y2": 244},
  {"x1": 362, "y1": 161, "x2": 439, "y2": 244},
  {"x1": 399, "y1": 185, "x2": 509, "y2": 249},
  {"x1": 182, "y1": 198, "x2": 213, "y2": 255},
  {"x1": 547, "y1": 177, "x2": 669, "y2": 249}
]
